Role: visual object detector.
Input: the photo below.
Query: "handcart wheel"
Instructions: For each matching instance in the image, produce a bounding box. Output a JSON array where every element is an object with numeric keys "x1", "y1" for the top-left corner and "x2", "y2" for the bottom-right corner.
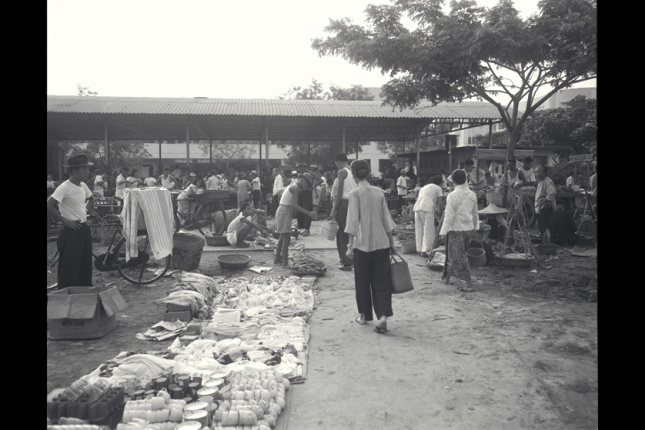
[{"x1": 115, "y1": 236, "x2": 171, "y2": 284}]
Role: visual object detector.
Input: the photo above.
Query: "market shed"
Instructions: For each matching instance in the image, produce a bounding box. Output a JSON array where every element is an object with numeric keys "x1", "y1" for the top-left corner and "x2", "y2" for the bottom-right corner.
[
  {"x1": 399, "y1": 146, "x2": 573, "y2": 178},
  {"x1": 47, "y1": 95, "x2": 503, "y2": 177}
]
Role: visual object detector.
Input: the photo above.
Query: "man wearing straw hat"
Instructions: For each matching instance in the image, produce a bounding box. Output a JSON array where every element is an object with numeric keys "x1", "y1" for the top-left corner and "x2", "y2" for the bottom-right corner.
[{"x1": 46, "y1": 154, "x2": 95, "y2": 290}]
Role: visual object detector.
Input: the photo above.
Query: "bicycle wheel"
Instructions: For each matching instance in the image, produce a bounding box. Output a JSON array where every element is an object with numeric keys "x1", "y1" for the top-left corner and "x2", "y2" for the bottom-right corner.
[
  {"x1": 47, "y1": 237, "x2": 59, "y2": 270},
  {"x1": 115, "y1": 236, "x2": 171, "y2": 284},
  {"x1": 195, "y1": 201, "x2": 227, "y2": 234},
  {"x1": 522, "y1": 198, "x2": 536, "y2": 228}
]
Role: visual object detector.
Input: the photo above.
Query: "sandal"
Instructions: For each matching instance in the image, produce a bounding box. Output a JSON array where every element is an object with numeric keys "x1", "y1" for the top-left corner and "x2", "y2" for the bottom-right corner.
[
  {"x1": 374, "y1": 325, "x2": 388, "y2": 334},
  {"x1": 339, "y1": 264, "x2": 354, "y2": 271},
  {"x1": 355, "y1": 316, "x2": 367, "y2": 325}
]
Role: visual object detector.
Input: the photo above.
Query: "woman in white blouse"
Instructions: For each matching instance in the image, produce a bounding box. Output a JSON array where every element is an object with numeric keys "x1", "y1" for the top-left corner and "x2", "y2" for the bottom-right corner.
[
  {"x1": 439, "y1": 169, "x2": 479, "y2": 292},
  {"x1": 345, "y1": 160, "x2": 398, "y2": 334},
  {"x1": 413, "y1": 175, "x2": 444, "y2": 257}
]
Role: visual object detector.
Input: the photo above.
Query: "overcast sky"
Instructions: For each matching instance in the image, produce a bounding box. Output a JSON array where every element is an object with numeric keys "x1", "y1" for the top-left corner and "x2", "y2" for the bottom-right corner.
[{"x1": 47, "y1": 0, "x2": 594, "y2": 102}]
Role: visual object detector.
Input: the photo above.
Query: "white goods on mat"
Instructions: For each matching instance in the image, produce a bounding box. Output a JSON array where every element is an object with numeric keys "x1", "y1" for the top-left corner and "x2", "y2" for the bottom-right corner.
[
  {"x1": 135, "y1": 320, "x2": 188, "y2": 341},
  {"x1": 210, "y1": 276, "x2": 314, "y2": 315}
]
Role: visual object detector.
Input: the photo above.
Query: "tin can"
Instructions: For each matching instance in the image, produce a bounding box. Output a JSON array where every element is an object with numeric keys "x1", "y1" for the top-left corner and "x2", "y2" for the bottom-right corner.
[
  {"x1": 176, "y1": 421, "x2": 202, "y2": 430},
  {"x1": 132, "y1": 390, "x2": 146, "y2": 400},
  {"x1": 197, "y1": 387, "x2": 218, "y2": 398},
  {"x1": 177, "y1": 375, "x2": 191, "y2": 388},
  {"x1": 183, "y1": 409, "x2": 208, "y2": 426}
]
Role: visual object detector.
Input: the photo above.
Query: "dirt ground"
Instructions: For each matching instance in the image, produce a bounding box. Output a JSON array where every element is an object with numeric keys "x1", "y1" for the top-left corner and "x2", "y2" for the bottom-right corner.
[{"x1": 47, "y1": 221, "x2": 597, "y2": 430}]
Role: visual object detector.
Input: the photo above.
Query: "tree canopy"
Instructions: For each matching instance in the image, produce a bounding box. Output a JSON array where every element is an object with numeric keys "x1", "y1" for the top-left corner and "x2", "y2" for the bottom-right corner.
[
  {"x1": 277, "y1": 79, "x2": 375, "y2": 168},
  {"x1": 198, "y1": 141, "x2": 257, "y2": 169},
  {"x1": 60, "y1": 140, "x2": 152, "y2": 173},
  {"x1": 518, "y1": 95, "x2": 596, "y2": 155},
  {"x1": 312, "y1": 0, "x2": 597, "y2": 159}
]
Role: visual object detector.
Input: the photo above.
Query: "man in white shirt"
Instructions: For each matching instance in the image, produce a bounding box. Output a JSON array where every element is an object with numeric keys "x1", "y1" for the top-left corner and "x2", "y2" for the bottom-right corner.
[
  {"x1": 144, "y1": 172, "x2": 157, "y2": 187},
  {"x1": 206, "y1": 169, "x2": 220, "y2": 190},
  {"x1": 566, "y1": 174, "x2": 575, "y2": 188},
  {"x1": 157, "y1": 166, "x2": 176, "y2": 190},
  {"x1": 226, "y1": 201, "x2": 270, "y2": 248},
  {"x1": 396, "y1": 169, "x2": 408, "y2": 209},
  {"x1": 250, "y1": 170, "x2": 262, "y2": 210},
  {"x1": 270, "y1": 168, "x2": 285, "y2": 219},
  {"x1": 330, "y1": 153, "x2": 357, "y2": 270},
  {"x1": 46, "y1": 154, "x2": 95, "y2": 291},
  {"x1": 518, "y1": 157, "x2": 537, "y2": 184},
  {"x1": 115, "y1": 167, "x2": 129, "y2": 198}
]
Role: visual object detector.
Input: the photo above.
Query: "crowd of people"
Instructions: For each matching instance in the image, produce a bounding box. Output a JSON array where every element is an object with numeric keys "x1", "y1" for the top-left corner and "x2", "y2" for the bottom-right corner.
[{"x1": 48, "y1": 152, "x2": 596, "y2": 336}]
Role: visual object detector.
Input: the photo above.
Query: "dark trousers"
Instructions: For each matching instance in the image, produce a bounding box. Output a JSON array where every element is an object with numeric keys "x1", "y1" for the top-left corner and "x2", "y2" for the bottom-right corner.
[
  {"x1": 252, "y1": 189, "x2": 262, "y2": 210},
  {"x1": 57, "y1": 224, "x2": 93, "y2": 290},
  {"x1": 354, "y1": 248, "x2": 393, "y2": 321},
  {"x1": 335, "y1": 199, "x2": 353, "y2": 266},
  {"x1": 271, "y1": 194, "x2": 280, "y2": 217},
  {"x1": 297, "y1": 188, "x2": 313, "y2": 229},
  {"x1": 537, "y1": 206, "x2": 554, "y2": 235}
]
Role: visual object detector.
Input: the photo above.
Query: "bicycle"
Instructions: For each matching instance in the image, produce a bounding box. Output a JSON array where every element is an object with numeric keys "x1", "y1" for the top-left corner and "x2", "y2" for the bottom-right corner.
[
  {"x1": 172, "y1": 190, "x2": 230, "y2": 235},
  {"x1": 47, "y1": 203, "x2": 171, "y2": 285}
]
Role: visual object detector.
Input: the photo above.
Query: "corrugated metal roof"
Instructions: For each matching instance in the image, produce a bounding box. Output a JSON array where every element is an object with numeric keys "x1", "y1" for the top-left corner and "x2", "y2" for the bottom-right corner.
[{"x1": 47, "y1": 95, "x2": 502, "y2": 120}]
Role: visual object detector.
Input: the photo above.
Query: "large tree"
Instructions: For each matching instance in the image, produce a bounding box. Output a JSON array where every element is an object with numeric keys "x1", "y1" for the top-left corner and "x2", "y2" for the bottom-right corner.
[
  {"x1": 277, "y1": 79, "x2": 375, "y2": 167},
  {"x1": 518, "y1": 95, "x2": 596, "y2": 155},
  {"x1": 312, "y1": 0, "x2": 597, "y2": 159}
]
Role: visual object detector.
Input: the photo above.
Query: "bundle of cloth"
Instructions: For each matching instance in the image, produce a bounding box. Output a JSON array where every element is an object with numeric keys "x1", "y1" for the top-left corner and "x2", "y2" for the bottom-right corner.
[{"x1": 166, "y1": 272, "x2": 219, "y2": 302}]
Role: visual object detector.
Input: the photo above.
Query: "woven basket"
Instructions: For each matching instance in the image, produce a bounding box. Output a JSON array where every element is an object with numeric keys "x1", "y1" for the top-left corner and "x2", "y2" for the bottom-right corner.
[
  {"x1": 217, "y1": 254, "x2": 251, "y2": 270},
  {"x1": 205, "y1": 235, "x2": 230, "y2": 246},
  {"x1": 171, "y1": 233, "x2": 205, "y2": 271},
  {"x1": 320, "y1": 220, "x2": 339, "y2": 241},
  {"x1": 466, "y1": 247, "x2": 487, "y2": 268},
  {"x1": 499, "y1": 254, "x2": 534, "y2": 267},
  {"x1": 401, "y1": 240, "x2": 417, "y2": 254},
  {"x1": 535, "y1": 244, "x2": 557, "y2": 255}
]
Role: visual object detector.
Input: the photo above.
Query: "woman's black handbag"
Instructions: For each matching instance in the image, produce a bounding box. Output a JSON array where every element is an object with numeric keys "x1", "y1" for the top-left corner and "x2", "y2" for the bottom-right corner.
[{"x1": 390, "y1": 253, "x2": 414, "y2": 294}]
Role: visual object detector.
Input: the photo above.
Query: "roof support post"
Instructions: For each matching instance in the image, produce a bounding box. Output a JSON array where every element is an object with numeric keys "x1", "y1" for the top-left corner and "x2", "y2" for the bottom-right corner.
[
  {"x1": 259, "y1": 136, "x2": 262, "y2": 174},
  {"x1": 104, "y1": 122, "x2": 110, "y2": 174},
  {"x1": 308, "y1": 140, "x2": 312, "y2": 166},
  {"x1": 209, "y1": 139, "x2": 213, "y2": 170},
  {"x1": 186, "y1": 123, "x2": 190, "y2": 170},
  {"x1": 488, "y1": 120, "x2": 493, "y2": 149},
  {"x1": 159, "y1": 140, "x2": 163, "y2": 175},
  {"x1": 416, "y1": 125, "x2": 421, "y2": 177},
  {"x1": 356, "y1": 140, "x2": 359, "y2": 160},
  {"x1": 342, "y1": 125, "x2": 346, "y2": 153},
  {"x1": 265, "y1": 122, "x2": 269, "y2": 167}
]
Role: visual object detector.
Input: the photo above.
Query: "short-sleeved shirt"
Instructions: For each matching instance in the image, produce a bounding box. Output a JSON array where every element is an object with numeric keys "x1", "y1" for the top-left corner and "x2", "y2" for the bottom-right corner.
[
  {"x1": 566, "y1": 176, "x2": 575, "y2": 187},
  {"x1": 206, "y1": 176, "x2": 220, "y2": 190},
  {"x1": 93, "y1": 175, "x2": 104, "y2": 192},
  {"x1": 126, "y1": 176, "x2": 139, "y2": 189},
  {"x1": 413, "y1": 183, "x2": 443, "y2": 213},
  {"x1": 237, "y1": 180, "x2": 251, "y2": 202},
  {"x1": 227, "y1": 213, "x2": 246, "y2": 234},
  {"x1": 144, "y1": 177, "x2": 156, "y2": 187},
  {"x1": 115, "y1": 174, "x2": 127, "y2": 198},
  {"x1": 51, "y1": 180, "x2": 92, "y2": 223},
  {"x1": 251, "y1": 177, "x2": 261, "y2": 191},
  {"x1": 516, "y1": 163, "x2": 537, "y2": 182},
  {"x1": 272, "y1": 174, "x2": 284, "y2": 196},
  {"x1": 178, "y1": 184, "x2": 197, "y2": 200}
]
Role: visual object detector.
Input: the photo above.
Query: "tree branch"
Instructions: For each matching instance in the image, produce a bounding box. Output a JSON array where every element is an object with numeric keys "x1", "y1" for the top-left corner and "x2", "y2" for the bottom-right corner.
[{"x1": 486, "y1": 61, "x2": 514, "y2": 97}]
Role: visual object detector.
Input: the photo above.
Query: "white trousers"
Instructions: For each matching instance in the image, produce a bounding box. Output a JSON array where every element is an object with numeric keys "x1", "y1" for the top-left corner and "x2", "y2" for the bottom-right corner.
[{"x1": 414, "y1": 210, "x2": 436, "y2": 254}]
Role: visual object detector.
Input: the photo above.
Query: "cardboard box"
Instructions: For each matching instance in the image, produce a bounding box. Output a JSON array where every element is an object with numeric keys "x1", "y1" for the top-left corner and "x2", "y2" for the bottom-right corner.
[
  {"x1": 163, "y1": 310, "x2": 192, "y2": 323},
  {"x1": 47, "y1": 286, "x2": 128, "y2": 340},
  {"x1": 166, "y1": 303, "x2": 192, "y2": 313}
]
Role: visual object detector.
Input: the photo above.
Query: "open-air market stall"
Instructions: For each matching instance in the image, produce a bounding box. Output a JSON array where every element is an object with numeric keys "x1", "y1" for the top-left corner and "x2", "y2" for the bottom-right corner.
[{"x1": 47, "y1": 270, "x2": 319, "y2": 430}]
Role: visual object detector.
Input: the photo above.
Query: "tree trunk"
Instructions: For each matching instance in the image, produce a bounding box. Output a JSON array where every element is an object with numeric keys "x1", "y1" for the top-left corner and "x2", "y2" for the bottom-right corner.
[{"x1": 506, "y1": 129, "x2": 521, "y2": 161}]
